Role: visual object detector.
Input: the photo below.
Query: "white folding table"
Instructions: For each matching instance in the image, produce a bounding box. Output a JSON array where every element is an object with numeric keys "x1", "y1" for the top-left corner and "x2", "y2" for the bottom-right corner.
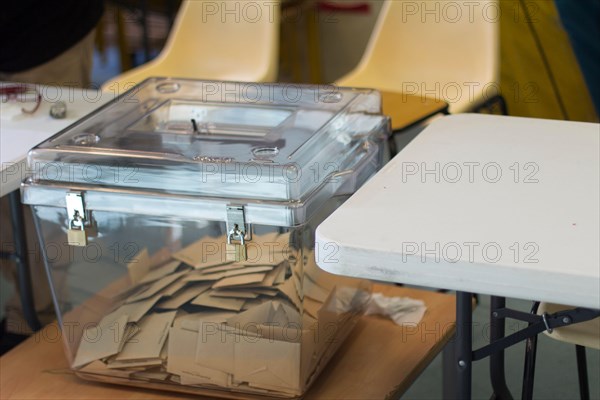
[
  {"x1": 1, "y1": 84, "x2": 112, "y2": 330},
  {"x1": 316, "y1": 114, "x2": 600, "y2": 399}
]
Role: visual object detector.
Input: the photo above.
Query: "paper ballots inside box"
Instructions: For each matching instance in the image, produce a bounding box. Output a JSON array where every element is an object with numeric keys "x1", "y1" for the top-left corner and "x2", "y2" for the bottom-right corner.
[
  {"x1": 126, "y1": 270, "x2": 188, "y2": 303},
  {"x1": 168, "y1": 323, "x2": 230, "y2": 387},
  {"x1": 302, "y1": 274, "x2": 329, "y2": 303},
  {"x1": 117, "y1": 311, "x2": 176, "y2": 361},
  {"x1": 195, "y1": 321, "x2": 235, "y2": 375},
  {"x1": 226, "y1": 300, "x2": 301, "y2": 329},
  {"x1": 112, "y1": 293, "x2": 163, "y2": 323},
  {"x1": 191, "y1": 291, "x2": 246, "y2": 311},
  {"x1": 234, "y1": 336, "x2": 301, "y2": 390},
  {"x1": 80, "y1": 360, "x2": 135, "y2": 379},
  {"x1": 212, "y1": 272, "x2": 268, "y2": 289},
  {"x1": 70, "y1": 231, "x2": 365, "y2": 396},
  {"x1": 139, "y1": 260, "x2": 182, "y2": 284},
  {"x1": 211, "y1": 290, "x2": 260, "y2": 299},
  {"x1": 106, "y1": 358, "x2": 163, "y2": 369},
  {"x1": 157, "y1": 283, "x2": 211, "y2": 310},
  {"x1": 243, "y1": 232, "x2": 291, "y2": 266},
  {"x1": 127, "y1": 248, "x2": 151, "y2": 285},
  {"x1": 73, "y1": 313, "x2": 129, "y2": 368},
  {"x1": 173, "y1": 236, "x2": 231, "y2": 269},
  {"x1": 195, "y1": 327, "x2": 304, "y2": 391}
]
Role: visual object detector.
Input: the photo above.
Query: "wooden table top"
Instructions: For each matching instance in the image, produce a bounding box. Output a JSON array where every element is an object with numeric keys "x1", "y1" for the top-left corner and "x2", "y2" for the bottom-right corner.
[
  {"x1": 0, "y1": 284, "x2": 455, "y2": 400},
  {"x1": 380, "y1": 91, "x2": 448, "y2": 131}
]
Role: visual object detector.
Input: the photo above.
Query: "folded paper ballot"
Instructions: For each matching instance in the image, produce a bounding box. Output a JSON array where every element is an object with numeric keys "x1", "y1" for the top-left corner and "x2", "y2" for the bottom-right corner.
[
  {"x1": 113, "y1": 293, "x2": 163, "y2": 323},
  {"x1": 72, "y1": 232, "x2": 364, "y2": 397},
  {"x1": 172, "y1": 236, "x2": 232, "y2": 270},
  {"x1": 117, "y1": 311, "x2": 176, "y2": 361},
  {"x1": 211, "y1": 289, "x2": 260, "y2": 299},
  {"x1": 139, "y1": 261, "x2": 182, "y2": 284},
  {"x1": 73, "y1": 313, "x2": 129, "y2": 368},
  {"x1": 157, "y1": 283, "x2": 212, "y2": 310},
  {"x1": 212, "y1": 272, "x2": 268, "y2": 289},
  {"x1": 126, "y1": 270, "x2": 189, "y2": 303},
  {"x1": 191, "y1": 291, "x2": 247, "y2": 311}
]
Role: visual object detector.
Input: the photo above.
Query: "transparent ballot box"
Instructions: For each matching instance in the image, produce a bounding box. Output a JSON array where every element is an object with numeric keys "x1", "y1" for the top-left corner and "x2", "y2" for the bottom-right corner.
[{"x1": 22, "y1": 78, "x2": 390, "y2": 398}]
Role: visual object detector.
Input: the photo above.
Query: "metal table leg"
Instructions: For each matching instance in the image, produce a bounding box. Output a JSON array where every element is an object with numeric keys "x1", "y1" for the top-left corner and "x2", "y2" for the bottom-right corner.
[
  {"x1": 576, "y1": 345, "x2": 590, "y2": 400},
  {"x1": 521, "y1": 301, "x2": 540, "y2": 400},
  {"x1": 442, "y1": 339, "x2": 457, "y2": 399},
  {"x1": 452, "y1": 291, "x2": 598, "y2": 400},
  {"x1": 490, "y1": 296, "x2": 513, "y2": 400},
  {"x1": 455, "y1": 291, "x2": 473, "y2": 399},
  {"x1": 7, "y1": 190, "x2": 41, "y2": 332}
]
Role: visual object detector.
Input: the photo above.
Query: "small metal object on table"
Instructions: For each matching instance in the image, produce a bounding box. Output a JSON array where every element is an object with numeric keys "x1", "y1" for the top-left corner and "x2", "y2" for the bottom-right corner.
[
  {"x1": 316, "y1": 114, "x2": 600, "y2": 399},
  {"x1": 49, "y1": 101, "x2": 67, "y2": 119}
]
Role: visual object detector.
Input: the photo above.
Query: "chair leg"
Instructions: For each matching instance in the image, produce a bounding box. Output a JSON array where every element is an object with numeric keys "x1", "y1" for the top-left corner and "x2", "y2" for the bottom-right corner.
[
  {"x1": 496, "y1": 95, "x2": 508, "y2": 115},
  {"x1": 521, "y1": 332, "x2": 538, "y2": 400},
  {"x1": 521, "y1": 302, "x2": 540, "y2": 400},
  {"x1": 387, "y1": 135, "x2": 398, "y2": 159},
  {"x1": 576, "y1": 345, "x2": 590, "y2": 400}
]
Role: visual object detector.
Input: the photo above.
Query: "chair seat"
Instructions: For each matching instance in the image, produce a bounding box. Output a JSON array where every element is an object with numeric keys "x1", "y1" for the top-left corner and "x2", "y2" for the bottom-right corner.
[{"x1": 539, "y1": 302, "x2": 600, "y2": 349}]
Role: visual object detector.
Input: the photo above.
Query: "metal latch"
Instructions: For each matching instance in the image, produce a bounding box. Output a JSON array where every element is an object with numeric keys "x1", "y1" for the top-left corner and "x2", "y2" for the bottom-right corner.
[
  {"x1": 226, "y1": 205, "x2": 250, "y2": 262},
  {"x1": 66, "y1": 192, "x2": 91, "y2": 246}
]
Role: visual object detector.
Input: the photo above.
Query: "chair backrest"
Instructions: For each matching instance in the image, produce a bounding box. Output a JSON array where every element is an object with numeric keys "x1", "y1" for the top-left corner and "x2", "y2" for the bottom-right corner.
[
  {"x1": 159, "y1": 0, "x2": 280, "y2": 80},
  {"x1": 103, "y1": 0, "x2": 280, "y2": 90},
  {"x1": 338, "y1": 0, "x2": 499, "y2": 112}
]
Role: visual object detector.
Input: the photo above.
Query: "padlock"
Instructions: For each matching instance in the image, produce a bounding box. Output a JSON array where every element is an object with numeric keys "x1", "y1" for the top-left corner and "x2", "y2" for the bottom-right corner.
[
  {"x1": 226, "y1": 242, "x2": 247, "y2": 262},
  {"x1": 226, "y1": 229, "x2": 247, "y2": 262},
  {"x1": 67, "y1": 227, "x2": 87, "y2": 246}
]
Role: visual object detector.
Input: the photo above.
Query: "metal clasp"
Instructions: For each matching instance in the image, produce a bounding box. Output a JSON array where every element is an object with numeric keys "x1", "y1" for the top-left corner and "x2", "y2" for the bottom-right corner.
[
  {"x1": 225, "y1": 205, "x2": 250, "y2": 262},
  {"x1": 226, "y1": 205, "x2": 250, "y2": 243},
  {"x1": 66, "y1": 192, "x2": 91, "y2": 246},
  {"x1": 66, "y1": 192, "x2": 85, "y2": 228}
]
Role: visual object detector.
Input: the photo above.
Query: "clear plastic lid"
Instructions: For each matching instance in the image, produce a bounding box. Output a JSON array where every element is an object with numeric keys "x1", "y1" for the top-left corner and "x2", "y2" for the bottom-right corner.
[{"x1": 24, "y1": 78, "x2": 389, "y2": 224}]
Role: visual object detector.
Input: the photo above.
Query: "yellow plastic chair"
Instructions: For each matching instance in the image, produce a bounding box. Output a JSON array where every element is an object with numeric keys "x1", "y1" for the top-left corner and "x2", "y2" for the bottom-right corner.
[
  {"x1": 539, "y1": 303, "x2": 600, "y2": 350},
  {"x1": 336, "y1": 0, "x2": 501, "y2": 114},
  {"x1": 522, "y1": 302, "x2": 599, "y2": 399},
  {"x1": 102, "y1": 0, "x2": 280, "y2": 92}
]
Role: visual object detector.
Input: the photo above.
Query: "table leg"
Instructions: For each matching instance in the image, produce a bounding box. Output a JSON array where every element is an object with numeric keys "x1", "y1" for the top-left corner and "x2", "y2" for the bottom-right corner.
[
  {"x1": 521, "y1": 301, "x2": 540, "y2": 400},
  {"x1": 442, "y1": 339, "x2": 457, "y2": 399},
  {"x1": 490, "y1": 296, "x2": 513, "y2": 400},
  {"x1": 7, "y1": 190, "x2": 41, "y2": 332},
  {"x1": 455, "y1": 291, "x2": 473, "y2": 399}
]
